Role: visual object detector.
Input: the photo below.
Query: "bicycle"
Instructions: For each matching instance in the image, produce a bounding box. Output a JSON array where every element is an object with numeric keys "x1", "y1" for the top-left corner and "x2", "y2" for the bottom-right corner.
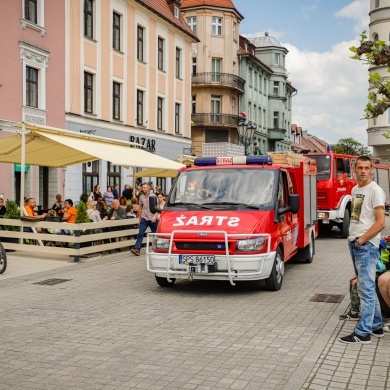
[{"x1": 0, "y1": 240, "x2": 6, "y2": 274}]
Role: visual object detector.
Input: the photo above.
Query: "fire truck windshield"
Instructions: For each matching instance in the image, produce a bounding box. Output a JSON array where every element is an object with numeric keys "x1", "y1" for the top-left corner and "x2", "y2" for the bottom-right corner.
[
  {"x1": 307, "y1": 155, "x2": 331, "y2": 180},
  {"x1": 168, "y1": 168, "x2": 276, "y2": 209}
]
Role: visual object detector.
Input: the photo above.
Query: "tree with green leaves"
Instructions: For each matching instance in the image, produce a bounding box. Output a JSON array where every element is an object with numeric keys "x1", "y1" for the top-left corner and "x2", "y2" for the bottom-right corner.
[
  {"x1": 332, "y1": 138, "x2": 371, "y2": 156},
  {"x1": 350, "y1": 31, "x2": 390, "y2": 119}
]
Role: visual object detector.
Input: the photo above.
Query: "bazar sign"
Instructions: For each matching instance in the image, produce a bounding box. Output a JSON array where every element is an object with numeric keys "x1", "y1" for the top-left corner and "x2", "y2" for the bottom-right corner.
[{"x1": 129, "y1": 136, "x2": 156, "y2": 152}]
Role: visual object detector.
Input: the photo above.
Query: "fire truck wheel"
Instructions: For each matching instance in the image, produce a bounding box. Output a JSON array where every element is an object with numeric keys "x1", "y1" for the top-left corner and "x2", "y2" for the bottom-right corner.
[
  {"x1": 155, "y1": 274, "x2": 176, "y2": 287},
  {"x1": 265, "y1": 248, "x2": 284, "y2": 291},
  {"x1": 340, "y1": 209, "x2": 350, "y2": 239},
  {"x1": 303, "y1": 233, "x2": 315, "y2": 264}
]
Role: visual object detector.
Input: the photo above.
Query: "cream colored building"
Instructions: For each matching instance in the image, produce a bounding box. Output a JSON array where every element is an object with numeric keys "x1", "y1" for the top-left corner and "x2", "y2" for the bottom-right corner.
[
  {"x1": 181, "y1": 0, "x2": 245, "y2": 156},
  {"x1": 65, "y1": 0, "x2": 198, "y2": 197},
  {"x1": 368, "y1": 0, "x2": 390, "y2": 162}
]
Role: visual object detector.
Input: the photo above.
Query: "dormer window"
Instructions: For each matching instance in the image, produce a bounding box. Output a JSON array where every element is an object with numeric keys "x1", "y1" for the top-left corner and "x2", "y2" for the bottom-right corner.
[{"x1": 174, "y1": 5, "x2": 179, "y2": 18}]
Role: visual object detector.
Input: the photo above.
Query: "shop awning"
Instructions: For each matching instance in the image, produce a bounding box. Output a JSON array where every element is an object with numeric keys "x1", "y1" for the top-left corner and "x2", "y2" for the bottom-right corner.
[{"x1": 0, "y1": 122, "x2": 185, "y2": 170}]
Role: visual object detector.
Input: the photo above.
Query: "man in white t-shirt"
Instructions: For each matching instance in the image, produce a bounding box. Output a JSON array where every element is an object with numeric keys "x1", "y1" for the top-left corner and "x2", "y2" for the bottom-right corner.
[{"x1": 340, "y1": 156, "x2": 386, "y2": 344}]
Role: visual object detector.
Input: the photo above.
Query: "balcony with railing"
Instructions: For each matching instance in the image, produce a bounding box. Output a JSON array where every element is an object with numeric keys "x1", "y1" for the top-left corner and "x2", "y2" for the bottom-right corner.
[
  {"x1": 192, "y1": 72, "x2": 246, "y2": 92},
  {"x1": 268, "y1": 128, "x2": 286, "y2": 140},
  {"x1": 191, "y1": 113, "x2": 239, "y2": 127}
]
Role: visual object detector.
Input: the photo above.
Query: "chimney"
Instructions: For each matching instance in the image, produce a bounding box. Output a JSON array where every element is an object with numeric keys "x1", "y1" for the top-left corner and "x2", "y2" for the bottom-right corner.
[{"x1": 167, "y1": 0, "x2": 181, "y2": 18}]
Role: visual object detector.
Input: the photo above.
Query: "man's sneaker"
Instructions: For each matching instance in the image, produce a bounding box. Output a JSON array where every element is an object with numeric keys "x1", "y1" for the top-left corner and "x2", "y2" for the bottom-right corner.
[
  {"x1": 383, "y1": 322, "x2": 390, "y2": 333},
  {"x1": 131, "y1": 248, "x2": 140, "y2": 256},
  {"x1": 372, "y1": 327, "x2": 384, "y2": 338},
  {"x1": 339, "y1": 332, "x2": 371, "y2": 344},
  {"x1": 339, "y1": 311, "x2": 360, "y2": 321}
]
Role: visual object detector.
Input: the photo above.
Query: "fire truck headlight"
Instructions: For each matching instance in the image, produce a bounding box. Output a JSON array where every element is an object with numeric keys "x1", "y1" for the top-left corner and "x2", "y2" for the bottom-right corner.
[
  {"x1": 153, "y1": 237, "x2": 170, "y2": 250},
  {"x1": 236, "y1": 237, "x2": 265, "y2": 252}
]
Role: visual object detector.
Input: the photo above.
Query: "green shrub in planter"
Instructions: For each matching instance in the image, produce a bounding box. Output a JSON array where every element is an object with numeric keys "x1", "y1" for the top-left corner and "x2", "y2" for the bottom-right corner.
[{"x1": 3, "y1": 199, "x2": 21, "y2": 232}]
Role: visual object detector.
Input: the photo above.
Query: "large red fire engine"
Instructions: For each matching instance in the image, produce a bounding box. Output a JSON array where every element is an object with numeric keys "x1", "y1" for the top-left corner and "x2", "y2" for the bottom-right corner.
[
  {"x1": 305, "y1": 150, "x2": 390, "y2": 238},
  {"x1": 147, "y1": 154, "x2": 318, "y2": 291}
]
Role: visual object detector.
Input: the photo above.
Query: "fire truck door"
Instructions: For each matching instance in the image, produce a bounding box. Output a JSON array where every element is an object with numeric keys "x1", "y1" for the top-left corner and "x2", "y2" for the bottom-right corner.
[{"x1": 277, "y1": 171, "x2": 297, "y2": 259}]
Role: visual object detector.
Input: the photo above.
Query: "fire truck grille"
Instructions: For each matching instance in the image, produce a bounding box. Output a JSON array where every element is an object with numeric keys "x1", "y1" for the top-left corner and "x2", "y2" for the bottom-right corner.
[{"x1": 175, "y1": 242, "x2": 226, "y2": 251}]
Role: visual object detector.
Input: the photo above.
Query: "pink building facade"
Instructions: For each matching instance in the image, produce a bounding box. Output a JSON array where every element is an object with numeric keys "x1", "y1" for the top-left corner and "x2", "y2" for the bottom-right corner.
[{"x1": 0, "y1": 0, "x2": 66, "y2": 207}]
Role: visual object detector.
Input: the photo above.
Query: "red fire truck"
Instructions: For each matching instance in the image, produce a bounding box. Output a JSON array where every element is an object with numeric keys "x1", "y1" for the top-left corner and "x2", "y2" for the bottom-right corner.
[
  {"x1": 147, "y1": 154, "x2": 318, "y2": 291},
  {"x1": 305, "y1": 150, "x2": 390, "y2": 238}
]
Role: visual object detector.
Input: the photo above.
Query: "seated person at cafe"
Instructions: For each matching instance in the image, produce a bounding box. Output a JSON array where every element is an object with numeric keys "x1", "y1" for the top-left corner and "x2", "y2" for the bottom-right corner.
[
  {"x1": 52, "y1": 194, "x2": 64, "y2": 217},
  {"x1": 96, "y1": 196, "x2": 109, "y2": 219},
  {"x1": 102, "y1": 199, "x2": 126, "y2": 246},
  {"x1": 0, "y1": 198, "x2": 6, "y2": 217},
  {"x1": 62, "y1": 199, "x2": 77, "y2": 223},
  {"x1": 103, "y1": 199, "x2": 126, "y2": 221},
  {"x1": 23, "y1": 197, "x2": 47, "y2": 235}
]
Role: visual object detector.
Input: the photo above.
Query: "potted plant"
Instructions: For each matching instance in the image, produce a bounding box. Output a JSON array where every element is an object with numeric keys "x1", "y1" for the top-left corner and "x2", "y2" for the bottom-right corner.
[
  {"x1": 75, "y1": 201, "x2": 92, "y2": 247},
  {"x1": 2, "y1": 199, "x2": 21, "y2": 250}
]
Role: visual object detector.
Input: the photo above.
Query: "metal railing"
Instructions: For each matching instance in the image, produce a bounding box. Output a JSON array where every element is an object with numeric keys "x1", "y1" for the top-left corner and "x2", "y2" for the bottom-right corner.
[
  {"x1": 192, "y1": 72, "x2": 245, "y2": 91},
  {"x1": 191, "y1": 113, "x2": 239, "y2": 127}
]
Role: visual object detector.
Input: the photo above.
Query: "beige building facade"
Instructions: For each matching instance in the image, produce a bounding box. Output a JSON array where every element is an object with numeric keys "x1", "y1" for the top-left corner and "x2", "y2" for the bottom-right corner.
[
  {"x1": 181, "y1": 0, "x2": 245, "y2": 156},
  {"x1": 65, "y1": 0, "x2": 198, "y2": 198}
]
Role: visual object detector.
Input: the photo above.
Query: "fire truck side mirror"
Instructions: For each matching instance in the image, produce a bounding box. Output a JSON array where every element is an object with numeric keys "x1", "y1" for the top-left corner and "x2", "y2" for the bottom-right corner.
[
  {"x1": 289, "y1": 194, "x2": 300, "y2": 214},
  {"x1": 149, "y1": 196, "x2": 162, "y2": 214}
]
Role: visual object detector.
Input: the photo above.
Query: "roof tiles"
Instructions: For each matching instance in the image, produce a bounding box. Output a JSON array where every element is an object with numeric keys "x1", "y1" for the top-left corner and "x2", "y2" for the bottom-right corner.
[{"x1": 135, "y1": 0, "x2": 199, "y2": 41}]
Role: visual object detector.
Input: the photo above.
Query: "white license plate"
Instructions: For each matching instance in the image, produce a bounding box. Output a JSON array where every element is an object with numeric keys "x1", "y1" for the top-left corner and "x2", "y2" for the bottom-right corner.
[{"x1": 179, "y1": 255, "x2": 215, "y2": 264}]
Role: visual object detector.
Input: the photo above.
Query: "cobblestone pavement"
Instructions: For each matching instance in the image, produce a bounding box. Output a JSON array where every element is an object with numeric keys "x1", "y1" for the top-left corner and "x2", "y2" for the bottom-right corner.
[{"x1": 1, "y1": 221, "x2": 390, "y2": 390}]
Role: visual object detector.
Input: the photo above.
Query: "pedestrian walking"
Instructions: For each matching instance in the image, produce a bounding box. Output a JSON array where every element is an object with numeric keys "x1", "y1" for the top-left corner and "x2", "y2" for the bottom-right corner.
[
  {"x1": 340, "y1": 156, "x2": 386, "y2": 344},
  {"x1": 130, "y1": 182, "x2": 157, "y2": 256}
]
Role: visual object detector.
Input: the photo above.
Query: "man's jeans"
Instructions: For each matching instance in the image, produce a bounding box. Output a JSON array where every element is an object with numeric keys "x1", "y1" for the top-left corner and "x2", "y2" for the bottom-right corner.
[
  {"x1": 134, "y1": 218, "x2": 157, "y2": 250},
  {"x1": 349, "y1": 241, "x2": 382, "y2": 335}
]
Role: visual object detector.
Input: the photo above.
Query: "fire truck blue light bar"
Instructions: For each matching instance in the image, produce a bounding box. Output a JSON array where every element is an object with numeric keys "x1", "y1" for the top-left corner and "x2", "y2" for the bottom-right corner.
[{"x1": 194, "y1": 156, "x2": 273, "y2": 166}]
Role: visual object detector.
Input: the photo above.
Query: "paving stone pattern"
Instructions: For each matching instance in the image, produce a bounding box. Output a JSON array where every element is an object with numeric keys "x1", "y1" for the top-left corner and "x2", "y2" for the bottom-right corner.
[{"x1": 1, "y1": 223, "x2": 390, "y2": 389}]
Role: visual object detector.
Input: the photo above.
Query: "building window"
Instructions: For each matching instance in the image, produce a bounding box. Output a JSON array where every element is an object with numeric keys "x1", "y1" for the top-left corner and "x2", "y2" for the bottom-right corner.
[
  {"x1": 254, "y1": 71, "x2": 258, "y2": 90},
  {"x1": 233, "y1": 22, "x2": 236, "y2": 40},
  {"x1": 191, "y1": 57, "x2": 197, "y2": 75},
  {"x1": 273, "y1": 81, "x2": 279, "y2": 96},
  {"x1": 376, "y1": 0, "x2": 380, "y2": 8},
  {"x1": 113, "y1": 12, "x2": 121, "y2": 50},
  {"x1": 212, "y1": 58, "x2": 221, "y2": 82},
  {"x1": 186, "y1": 16, "x2": 197, "y2": 33},
  {"x1": 192, "y1": 95, "x2": 196, "y2": 114},
  {"x1": 158, "y1": 37, "x2": 164, "y2": 70},
  {"x1": 273, "y1": 111, "x2": 279, "y2": 128},
  {"x1": 174, "y1": 5, "x2": 179, "y2": 18},
  {"x1": 113, "y1": 82, "x2": 121, "y2": 120},
  {"x1": 84, "y1": 72, "x2": 94, "y2": 113},
  {"x1": 374, "y1": 33, "x2": 379, "y2": 42},
  {"x1": 274, "y1": 53, "x2": 280, "y2": 65},
  {"x1": 176, "y1": 47, "x2": 181, "y2": 79},
  {"x1": 82, "y1": 161, "x2": 99, "y2": 194},
  {"x1": 137, "y1": 90, "x2": 144, "y2": 125},
  {"x1": 175, "y1": 103, "x2": 181, "y2": 134},
  {"x1": 84, "y1": 0, "x2": 93, "y2": 39},
  {"x1": 25, "y1": 0, "x2": 37, "y2": 24},
  {"x1": 157, "y1": 97, "x2": 164, "y2": 130},
  {"x1": 212, "y1": 17, "x2": 223, "y2": 35},
  {"x1": 107, "y1": 162, "x2": 121, "y2": 189},
  {"x1": 211, "y1": 96, "x2": 221, "y2": 123},
  {"x1": 205, "y1": 129, "x2": 228, "y2": 142},
  {"x1": 248, "y1": 68, "x2": 253, "y2": 87},
  {"x1": 137, "y1": 25, "x2": 144, "y2": 61},
  {"x1": 26, "y1": 66, "x2": 38, "y2": 107}
]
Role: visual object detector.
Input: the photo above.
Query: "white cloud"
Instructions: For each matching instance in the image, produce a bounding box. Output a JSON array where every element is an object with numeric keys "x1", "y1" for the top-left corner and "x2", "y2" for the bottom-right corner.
[
  {"x1": 243, "y1": 1, "x2": 371, "y2": 146},
  {"x1": 285, "y1": 40, "x2": 369, "y2": 145},
  {"x1": 283, "y1": 0, "x2": 370, "y2": 146}
]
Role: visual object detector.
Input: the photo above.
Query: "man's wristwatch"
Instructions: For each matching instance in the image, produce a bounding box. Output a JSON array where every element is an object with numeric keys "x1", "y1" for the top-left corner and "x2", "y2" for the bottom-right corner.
[{"x1": 354, "y1": 237, "x2": 364, "y2": 249}]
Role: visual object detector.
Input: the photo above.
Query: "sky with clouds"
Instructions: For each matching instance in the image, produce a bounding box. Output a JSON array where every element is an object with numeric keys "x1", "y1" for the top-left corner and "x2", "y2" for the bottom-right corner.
[{"x1": 236, "y1": 0, "x2": 370, "y2": 146}]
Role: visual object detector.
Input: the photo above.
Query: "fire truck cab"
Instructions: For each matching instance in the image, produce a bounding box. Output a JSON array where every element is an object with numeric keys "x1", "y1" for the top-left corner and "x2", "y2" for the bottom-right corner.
[
  {"x1": 147, "y1": 154, "x2": 318, "y2": 291},
  {"x1": 305, "y1": 151, "x2": 390, "y2": 238}
]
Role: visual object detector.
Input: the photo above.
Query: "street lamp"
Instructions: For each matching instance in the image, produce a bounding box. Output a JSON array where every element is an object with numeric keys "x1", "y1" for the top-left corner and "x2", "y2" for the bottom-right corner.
[{"x1": 237, "y1": 119, "x2": 257, "y2": 155}]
